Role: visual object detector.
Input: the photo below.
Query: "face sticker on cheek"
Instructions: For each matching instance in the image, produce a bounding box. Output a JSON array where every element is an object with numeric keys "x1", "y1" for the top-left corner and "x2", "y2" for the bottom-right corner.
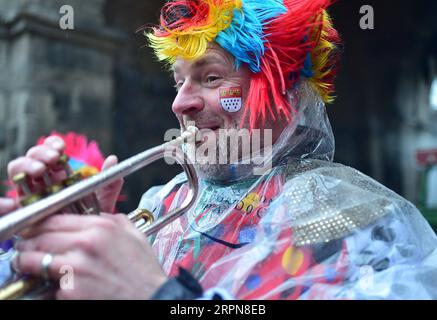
[{"x1": 220, "y1": 86, "x2": 243, "y2": 113}]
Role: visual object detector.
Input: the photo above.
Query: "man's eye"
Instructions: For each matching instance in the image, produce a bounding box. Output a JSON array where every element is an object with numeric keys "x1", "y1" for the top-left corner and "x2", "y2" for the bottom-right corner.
[
  {"x1": 206, "y1": 76, "x2": 221, "y2": 84},
  {"x1": 174, "y1": 82, "x2": 184, "y2": 91}
]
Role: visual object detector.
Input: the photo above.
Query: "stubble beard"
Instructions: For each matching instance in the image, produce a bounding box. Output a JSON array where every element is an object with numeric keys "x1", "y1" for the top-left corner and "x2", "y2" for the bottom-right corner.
[{"x1": 192, "y1": 120, "x2": 271, "y2": 183}]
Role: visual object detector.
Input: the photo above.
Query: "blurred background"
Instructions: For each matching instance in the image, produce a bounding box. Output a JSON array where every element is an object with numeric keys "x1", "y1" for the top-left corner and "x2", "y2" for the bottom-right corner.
[{"x1": 0, "y1": 0, "x2": 436, "y2": 229}]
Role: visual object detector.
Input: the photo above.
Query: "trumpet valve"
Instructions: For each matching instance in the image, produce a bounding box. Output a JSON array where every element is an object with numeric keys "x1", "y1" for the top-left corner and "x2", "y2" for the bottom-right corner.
[
  {"x1": 128, "y1": 209, "x2": 155, "y2": 232},
  {"x1": 12, "y1": 173, "x2": 31, "y2": 196},
  {"x1": 12, "y1": 173, "x2": 42, "y2": 207}
]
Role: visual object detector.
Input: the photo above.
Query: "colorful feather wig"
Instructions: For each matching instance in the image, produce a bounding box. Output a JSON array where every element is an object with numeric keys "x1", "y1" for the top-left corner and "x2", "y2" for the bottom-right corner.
[{"x1": 147, "y1": 0, "x2": 341, "y2": 129}]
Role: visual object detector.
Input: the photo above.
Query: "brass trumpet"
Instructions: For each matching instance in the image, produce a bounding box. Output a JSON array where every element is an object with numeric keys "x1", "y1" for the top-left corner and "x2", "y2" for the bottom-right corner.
[{"x1": 0, "y1": 127, "x2": 199, "y2": 299}]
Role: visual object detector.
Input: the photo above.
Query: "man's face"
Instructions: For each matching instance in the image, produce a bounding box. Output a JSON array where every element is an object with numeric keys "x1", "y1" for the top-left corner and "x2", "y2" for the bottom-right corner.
[{"x1": 172, "y1": 43, "x2": 251, "y2": 132}]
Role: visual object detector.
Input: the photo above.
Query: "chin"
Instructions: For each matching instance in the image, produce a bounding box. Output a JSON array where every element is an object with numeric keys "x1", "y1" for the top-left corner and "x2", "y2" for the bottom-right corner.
[{"x1": 195, "y1": 162, "x2": 255, "y2": 184}]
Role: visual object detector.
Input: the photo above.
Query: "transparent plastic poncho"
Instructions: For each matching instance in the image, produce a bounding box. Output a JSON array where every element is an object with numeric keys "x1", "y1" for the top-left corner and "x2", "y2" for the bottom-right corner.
[{"x1": 138, "y1": 83, "x2": 437, "y2": 299}]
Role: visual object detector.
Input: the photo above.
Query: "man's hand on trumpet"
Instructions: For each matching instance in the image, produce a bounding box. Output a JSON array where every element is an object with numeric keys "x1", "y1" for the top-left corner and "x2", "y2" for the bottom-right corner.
[
  {"x1": 12, "y1": 213, "x2": 168, "y2": 299},
  {"x1": 1, "y1": 135, "x2": 168, "y2": 299}
]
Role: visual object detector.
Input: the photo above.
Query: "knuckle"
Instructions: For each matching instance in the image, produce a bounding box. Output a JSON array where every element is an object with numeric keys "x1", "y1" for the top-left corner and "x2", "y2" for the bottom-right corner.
[
  {"x1": 56, "y1": 288, "x2": 75, "y2": 300},
  {"x1": 25, "y1": 146, "x2": 43, "y2": 157},
  {"x1": 7, "y1": 157, "x2": 26, "y2": 176},
  {"x1": 17, "y1": 239, "x2": 33, "y2": 252},
  {"x1": 75, "y1": 231, "x2": 107, "y2": 256},
  {"x1": 45, "y1": 136, "x2": 65, "y2": 150},
  {"x1": 45, "y1": 215, "x2": 64, "y2": 230},
  {"x1": 112, "y1": 213, "x2": 129, "y2": 225},
  {"x1": 33, "y1": 242, "x2": 45, "y2": 252},
  {"x1": 74, "y1": 255, "x2": 91, "y2": 275},
  {"x1": 95, "y1": 217, "x2": 118, "y2": 233},
  {"x1": 74, "y1": 236, "x2": 97, "y2": 254},
  {"x1": 91, "y1": 233, "x2": 108, "y2": 251},
  {"x1": 21, "y1": 237, "x2": 46, "y2": 252},
  {"x1": 27, "y1": 145, "x2": 59, "y2": 162},
  {"x1": 16, "y1": 252, "x2": 34, "y2": 273}
]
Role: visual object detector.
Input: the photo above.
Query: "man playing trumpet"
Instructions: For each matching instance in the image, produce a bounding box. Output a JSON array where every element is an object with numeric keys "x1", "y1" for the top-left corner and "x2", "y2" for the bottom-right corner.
[{"x1": 1, "y1": 0, "x2": 437, "y2": 299}]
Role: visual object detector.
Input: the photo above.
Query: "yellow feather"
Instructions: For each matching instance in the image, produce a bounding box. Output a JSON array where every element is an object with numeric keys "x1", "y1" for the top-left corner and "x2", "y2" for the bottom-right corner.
[
  {"x1": 147, "y1": 0, "x2": 241, "y2": 63},
  {"x1": 309, "y1": 11, "x2": 339, "y2": 104}
]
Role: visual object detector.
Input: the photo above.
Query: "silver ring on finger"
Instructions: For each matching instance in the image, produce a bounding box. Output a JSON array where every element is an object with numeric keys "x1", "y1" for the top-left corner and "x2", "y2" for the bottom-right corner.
[
  {"x1": 11, "y1": 251, "x2": 21, "y2": 274},
  {"x1": 41, "y1": 253, "x2": 54, "y2": 281}
]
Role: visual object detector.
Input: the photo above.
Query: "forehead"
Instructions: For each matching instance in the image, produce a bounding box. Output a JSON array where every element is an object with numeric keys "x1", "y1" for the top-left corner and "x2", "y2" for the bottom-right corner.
[{"x1": 172, "y1": 44, "x2": 235, "y2": 74}]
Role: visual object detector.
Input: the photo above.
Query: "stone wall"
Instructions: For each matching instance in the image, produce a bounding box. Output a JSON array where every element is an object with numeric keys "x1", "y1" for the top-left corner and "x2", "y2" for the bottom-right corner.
[{"x1": 0, "y1": 0, "x2": 123, "y2": 193}]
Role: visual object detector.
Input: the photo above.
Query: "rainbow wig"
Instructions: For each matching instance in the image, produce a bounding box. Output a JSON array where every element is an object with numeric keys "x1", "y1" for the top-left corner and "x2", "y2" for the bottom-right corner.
[{"x1": 147, "y1": 0, "x2": 341, "y2": 129}]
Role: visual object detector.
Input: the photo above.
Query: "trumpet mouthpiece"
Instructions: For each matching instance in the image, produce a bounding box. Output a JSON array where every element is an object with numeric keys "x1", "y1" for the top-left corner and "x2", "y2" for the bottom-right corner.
[{"x1": 167, "y1": 126, "x2": 199, "y2": 147}]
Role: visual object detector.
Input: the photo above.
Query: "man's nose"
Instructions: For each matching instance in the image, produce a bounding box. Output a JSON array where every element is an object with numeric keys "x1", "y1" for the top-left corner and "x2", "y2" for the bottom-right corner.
[{"x1": 172, "y1": 83, "x2": 204, "y2": 116}]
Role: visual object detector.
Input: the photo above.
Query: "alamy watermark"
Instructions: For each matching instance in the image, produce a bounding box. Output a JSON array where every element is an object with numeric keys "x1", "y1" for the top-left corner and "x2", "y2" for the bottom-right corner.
[
  {"x1": 163, "y1": 122, "x2": 273, "y2": 176},
  {"x1": 360, "y1": 5, "x2": 374, "y2": 30},
  {"x1": 59, "y1": 5, "x2": 75, "y2": 30},
  {"x1": 59, "y1": 265, "x2": 74, "y2": 291},
  {"x1": 358, "y1": 265, "x2": 374, "y2": 291}
]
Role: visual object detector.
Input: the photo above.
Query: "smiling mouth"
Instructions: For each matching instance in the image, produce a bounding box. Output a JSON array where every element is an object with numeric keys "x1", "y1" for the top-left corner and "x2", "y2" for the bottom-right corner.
[
  {"x1": 192, "y1": 125, "x2": 221, "y2": 145},
  {"x1": 196, "y1": 125, "x2": 221, "y2": 131}
]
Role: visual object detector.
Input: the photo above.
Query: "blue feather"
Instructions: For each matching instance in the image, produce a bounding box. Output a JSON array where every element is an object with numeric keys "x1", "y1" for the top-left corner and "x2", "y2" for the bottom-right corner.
[
  {"x1": 301, "y1": 53, "x2": 314, "y2": 78},
  {"x1": 215, "y1": 0, "x2": 287, "y2": 73}
]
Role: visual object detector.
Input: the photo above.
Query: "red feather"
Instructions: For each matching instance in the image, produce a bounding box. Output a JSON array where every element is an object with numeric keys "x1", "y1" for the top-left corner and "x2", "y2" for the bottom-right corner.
[{"x1": 245, "y1": 0, "x2": 334, "y2": 128}]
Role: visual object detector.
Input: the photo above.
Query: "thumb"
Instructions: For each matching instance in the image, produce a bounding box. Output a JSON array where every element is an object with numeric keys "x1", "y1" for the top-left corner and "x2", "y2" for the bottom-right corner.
[
  {"x1": 97, "y1": 155, "x2": 124, "y2": 213},
  {"x1": 0, "y1": 198, "x2": 18, "y2": 216},
  {"x1": 102, "y1": 155, "x2": 118, "y2": 171}
]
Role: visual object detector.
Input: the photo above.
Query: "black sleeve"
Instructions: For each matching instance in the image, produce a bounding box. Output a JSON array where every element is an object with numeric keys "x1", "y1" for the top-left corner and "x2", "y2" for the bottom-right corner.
[{"x1": 150, "y1": 267, "x2": 204, "y2": 300}]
